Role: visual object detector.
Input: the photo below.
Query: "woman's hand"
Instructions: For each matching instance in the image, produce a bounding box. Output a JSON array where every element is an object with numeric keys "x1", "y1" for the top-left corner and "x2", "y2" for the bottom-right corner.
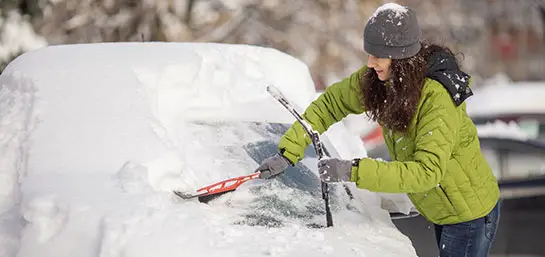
[
  {"x1": 317, "y1": 158, "x2": 353, "y2": 182},
  {"x1": 256, "y1": 153, "x2": 291, "y2": 179}
]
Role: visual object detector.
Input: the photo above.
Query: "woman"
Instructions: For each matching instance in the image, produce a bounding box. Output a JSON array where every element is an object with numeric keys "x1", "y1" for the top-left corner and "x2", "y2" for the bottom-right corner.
[{"x1": 256, "y1": 3, "x2": 500, "y2": 257}]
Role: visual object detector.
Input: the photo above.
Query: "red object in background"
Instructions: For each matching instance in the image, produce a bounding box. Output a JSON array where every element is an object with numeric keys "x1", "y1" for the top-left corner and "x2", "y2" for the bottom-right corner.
[
  {"x1": 362, "y1": 125, "x2": 384, "y2": 149},
  {"x1": 492, "y1": 33, "x2": 517, "y2": 60},
  {"x1": 499, "y1": 40, "x2": 516, "y2": 59}
]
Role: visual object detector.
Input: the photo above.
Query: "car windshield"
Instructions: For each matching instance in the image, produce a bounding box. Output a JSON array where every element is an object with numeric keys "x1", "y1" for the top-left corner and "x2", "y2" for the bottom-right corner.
[{"x1": 180, "y1": 121, "x2": 347, "y2": 227}]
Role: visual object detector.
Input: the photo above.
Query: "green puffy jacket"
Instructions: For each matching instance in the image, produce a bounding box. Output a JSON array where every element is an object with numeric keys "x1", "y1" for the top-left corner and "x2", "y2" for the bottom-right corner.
[{"x1": 278, "y1": 61, "x2": 499, "y2": 225}]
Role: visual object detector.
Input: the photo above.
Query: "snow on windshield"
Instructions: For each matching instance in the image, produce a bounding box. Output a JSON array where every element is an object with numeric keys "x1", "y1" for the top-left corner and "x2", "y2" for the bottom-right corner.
[{"x1": 0, "y1": 42, "x2": 416, "y2": 257}]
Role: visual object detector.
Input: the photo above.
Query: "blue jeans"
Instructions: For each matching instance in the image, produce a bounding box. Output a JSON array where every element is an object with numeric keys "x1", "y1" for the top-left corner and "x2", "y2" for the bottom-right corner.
[{"x1": 434, "y1": 201, "x2": 500, "y2": 257}]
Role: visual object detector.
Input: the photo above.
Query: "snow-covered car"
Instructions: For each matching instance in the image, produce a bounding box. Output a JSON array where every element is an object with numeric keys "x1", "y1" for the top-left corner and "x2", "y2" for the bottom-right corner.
[{"x1": 0, "y1": 43, "x2": 417, "y2": 257}]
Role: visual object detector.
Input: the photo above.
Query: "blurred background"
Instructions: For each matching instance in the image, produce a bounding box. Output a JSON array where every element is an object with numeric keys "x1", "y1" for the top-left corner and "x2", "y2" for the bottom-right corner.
[{"x1": 1, "y1": 0, "x2": 544, "y2": 256}]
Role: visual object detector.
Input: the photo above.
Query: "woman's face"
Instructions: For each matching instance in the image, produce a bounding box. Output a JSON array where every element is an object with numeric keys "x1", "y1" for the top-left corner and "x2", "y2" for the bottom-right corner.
[{"x1": 367, "y1": 55, "x2": 392, "y2": 81}]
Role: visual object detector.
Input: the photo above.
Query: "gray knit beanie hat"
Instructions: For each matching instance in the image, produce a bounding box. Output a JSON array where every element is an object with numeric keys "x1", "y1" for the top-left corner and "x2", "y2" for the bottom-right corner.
[{"x1": 363, "y1": 3, "x2": 422, "y2": 59}]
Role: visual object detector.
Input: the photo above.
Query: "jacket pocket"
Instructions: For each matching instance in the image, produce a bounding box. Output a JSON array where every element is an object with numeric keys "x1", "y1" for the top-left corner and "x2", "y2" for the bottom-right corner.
[{"x1": 437, "y1": 185, "x2": 457, "y2": 215}]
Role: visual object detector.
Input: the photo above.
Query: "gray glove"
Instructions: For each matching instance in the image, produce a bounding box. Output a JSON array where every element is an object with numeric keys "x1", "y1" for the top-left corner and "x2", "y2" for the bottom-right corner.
[
  {"x1": 257, "y1": 153, "x2": 291, "y2": 179},
  {"x1": 317, "y1": 158, "x2": 353, "y2": 182}
]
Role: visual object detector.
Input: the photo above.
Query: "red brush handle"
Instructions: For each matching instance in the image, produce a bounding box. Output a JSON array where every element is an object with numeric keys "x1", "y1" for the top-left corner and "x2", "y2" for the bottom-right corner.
[{"x1": 197, "y1": 172, "x2": 261, "y2": 195}]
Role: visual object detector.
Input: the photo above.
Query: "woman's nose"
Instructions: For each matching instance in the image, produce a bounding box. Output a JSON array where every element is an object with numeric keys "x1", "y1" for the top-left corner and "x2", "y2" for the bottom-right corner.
[{"x1": 367, "y1": 55, "x2": 377, "y2": 68}]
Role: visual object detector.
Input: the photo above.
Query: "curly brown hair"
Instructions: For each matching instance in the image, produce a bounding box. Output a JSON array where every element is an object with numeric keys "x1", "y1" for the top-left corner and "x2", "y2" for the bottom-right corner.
[{"x1": 359, "y1": 43, "x2": 456, "y2": 133}]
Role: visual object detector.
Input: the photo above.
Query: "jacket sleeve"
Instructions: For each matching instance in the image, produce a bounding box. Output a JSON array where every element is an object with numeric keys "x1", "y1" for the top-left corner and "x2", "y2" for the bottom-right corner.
[
  {"x1": 350, "y1": 86, "x2": 459, "y2": 193},
  {"x1": 278, "y1": 66, "x2": 367, "y2": 164}
]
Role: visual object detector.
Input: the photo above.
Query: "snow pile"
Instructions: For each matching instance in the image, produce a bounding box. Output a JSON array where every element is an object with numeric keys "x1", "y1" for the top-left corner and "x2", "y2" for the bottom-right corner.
[
  {"x1": 0, "y1": 42, "x2": 417, "y2": 257},
  {"x1": 476, "y1": 120, "x2": 529, "y2": 140},
  {"x1": 0, "y1": 11, "x2": 47, "y2": 67}
]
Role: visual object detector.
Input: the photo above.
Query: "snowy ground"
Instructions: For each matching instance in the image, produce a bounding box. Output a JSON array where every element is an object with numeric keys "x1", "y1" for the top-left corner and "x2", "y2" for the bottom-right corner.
[{"x1": 0, "y1": 42, "x2": 417, "y2": 257}]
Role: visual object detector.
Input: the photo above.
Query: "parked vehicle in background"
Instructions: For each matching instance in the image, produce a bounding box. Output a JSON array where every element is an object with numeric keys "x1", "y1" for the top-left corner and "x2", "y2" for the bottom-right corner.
[{"x1": 467, "y1": 81, "x2": 545, "y2": 198}]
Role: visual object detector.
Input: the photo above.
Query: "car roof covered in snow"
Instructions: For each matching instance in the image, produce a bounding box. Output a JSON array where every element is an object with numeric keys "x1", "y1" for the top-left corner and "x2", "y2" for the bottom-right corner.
[
  {"x1": 3, "y1": 42, "x2": 317, "y2": 124},
  {"x1": 466, "y1": 82, "x2": 545, "y2": 119}
]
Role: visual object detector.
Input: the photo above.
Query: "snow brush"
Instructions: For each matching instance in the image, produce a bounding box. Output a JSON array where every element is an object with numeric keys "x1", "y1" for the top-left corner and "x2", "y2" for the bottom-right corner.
[{"x1": 173, "y1": 172, "x2": 261, "y2": 203}]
